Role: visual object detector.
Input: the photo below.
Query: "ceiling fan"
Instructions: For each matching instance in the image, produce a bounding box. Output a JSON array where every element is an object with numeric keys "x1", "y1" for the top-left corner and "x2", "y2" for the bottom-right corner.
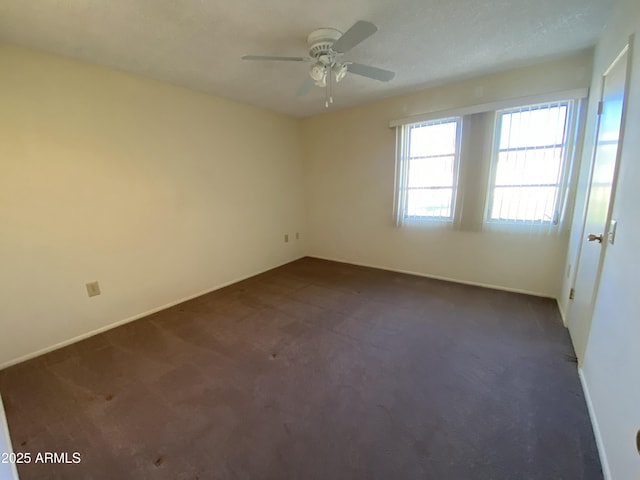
[{"x1": 242, "y1": 21, "x2": 395, "y2": 107}]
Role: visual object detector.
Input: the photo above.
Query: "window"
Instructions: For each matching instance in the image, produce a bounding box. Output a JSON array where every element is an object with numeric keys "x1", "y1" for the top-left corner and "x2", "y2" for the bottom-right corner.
[
  {"x1": 395, "y1": 118, "x2": 461, "y2": 223},
  {"x1": 392, "y1": 92, "x2": 583, "y2": 232},
  {"x1": 487, "y1": 101, "x2": 574, "y2": 225}
]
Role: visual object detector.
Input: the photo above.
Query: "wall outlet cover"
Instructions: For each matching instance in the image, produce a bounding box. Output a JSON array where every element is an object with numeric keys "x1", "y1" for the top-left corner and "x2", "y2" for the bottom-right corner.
[{"x1": 86, "y1": 281, "x2": 101, "y2": 297}]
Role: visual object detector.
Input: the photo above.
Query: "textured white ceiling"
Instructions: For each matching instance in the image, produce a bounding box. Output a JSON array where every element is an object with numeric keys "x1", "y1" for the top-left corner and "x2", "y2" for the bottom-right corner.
[{"x1": 0, "y1": 0, "x2": 614, "y2": 117}]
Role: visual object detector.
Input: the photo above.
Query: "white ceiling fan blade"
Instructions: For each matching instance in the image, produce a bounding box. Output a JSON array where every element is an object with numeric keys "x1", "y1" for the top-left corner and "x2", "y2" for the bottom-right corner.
[
  {"x1": 296, "y1": 76, "x2": 315, "y2": 97},
  {"x1": 347, "y1": 63, "x2": 395, "y2": 82},
  {"x1": 241, "y1": 55, "x2": 310, "y2": 62},
  {"x1": 331, "y1": 21, "x2": 377, "y2": 54}
]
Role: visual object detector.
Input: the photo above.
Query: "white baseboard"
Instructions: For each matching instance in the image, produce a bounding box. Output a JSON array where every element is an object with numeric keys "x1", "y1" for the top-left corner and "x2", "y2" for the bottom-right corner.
[
  {"x1": 309, "y1": 255, "x2": 554, "y2": 299},
  {"x1": 557, "y1": 298, "x2": 567, "y2": 325},
  {"x1": 0, "y1": 256, "x2": 304, "y2": 371},
  {"x1": 579, "y1": 368, "x2": 611, "y2": 480}
]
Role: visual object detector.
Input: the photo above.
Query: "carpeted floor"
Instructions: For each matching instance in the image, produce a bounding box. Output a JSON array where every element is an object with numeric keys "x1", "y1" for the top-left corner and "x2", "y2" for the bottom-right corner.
[{"x1": 0, "y1": 257, "x2": 601, "y2": 479}]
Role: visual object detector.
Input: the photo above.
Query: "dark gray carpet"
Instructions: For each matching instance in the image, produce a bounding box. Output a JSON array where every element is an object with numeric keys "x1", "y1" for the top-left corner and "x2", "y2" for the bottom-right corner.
[{"x1": 0, "y1": 257, "x2": 601, "y2": 479}]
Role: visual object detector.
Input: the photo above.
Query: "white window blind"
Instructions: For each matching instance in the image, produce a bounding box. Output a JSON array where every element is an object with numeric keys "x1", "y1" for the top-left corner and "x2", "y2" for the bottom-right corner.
[{"x1": 486, "y1": 101, "x2": 575, "y2": 228}]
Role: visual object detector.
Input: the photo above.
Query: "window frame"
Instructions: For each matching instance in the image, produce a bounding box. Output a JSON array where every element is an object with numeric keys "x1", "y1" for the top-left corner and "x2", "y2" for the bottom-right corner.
[
  {"x1": 485, "y1": 100, "x2": 578, "y2": 227},
  {"x1": 394, "y1": 117, "x2": 463, "y2": 225}
]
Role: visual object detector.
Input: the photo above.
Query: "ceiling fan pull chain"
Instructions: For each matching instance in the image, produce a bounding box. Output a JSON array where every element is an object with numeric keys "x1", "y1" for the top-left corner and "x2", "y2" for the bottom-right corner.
[
  {"x1": 325, "y1": 67, "x2": 330, "y2": 108},
  {"x1": 329, "y1": 67, "x2": 334, "y2": 105},
  {"x1": 327, "y1": 65, "x2": 333, "y2": 105}
]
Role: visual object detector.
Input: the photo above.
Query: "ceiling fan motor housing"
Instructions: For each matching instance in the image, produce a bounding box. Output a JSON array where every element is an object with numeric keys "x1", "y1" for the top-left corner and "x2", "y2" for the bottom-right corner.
[{"x1": 307, "y1": 28, "x2": 342, "y2": 58}]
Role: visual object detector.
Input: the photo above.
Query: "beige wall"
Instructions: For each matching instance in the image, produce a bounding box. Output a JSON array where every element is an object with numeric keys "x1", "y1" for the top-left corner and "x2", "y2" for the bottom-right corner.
[
  {"x1": 301, "y1": 53, "x2": 592, "y2": 297},
  {"x1": 563, "y1": 0, "x2": 640, "y2": 477},
  {"x1": 0, "y1": 44, "x2": 305, "y2": 367}
]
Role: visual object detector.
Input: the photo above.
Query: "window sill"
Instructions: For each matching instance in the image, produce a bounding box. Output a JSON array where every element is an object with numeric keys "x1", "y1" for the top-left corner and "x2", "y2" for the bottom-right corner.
[{"x1": 399, "y1": 217, "x2": 454, "y2": 228}]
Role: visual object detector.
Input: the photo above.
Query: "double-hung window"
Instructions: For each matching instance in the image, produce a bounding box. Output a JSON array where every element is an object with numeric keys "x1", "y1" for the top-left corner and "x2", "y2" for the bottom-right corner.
[
  {"x1": 487, "y1": 101, "x2": 575, "y2": 225},
  {"x1": 395, "y1": 118, "x2": 461, "y2": 224}
]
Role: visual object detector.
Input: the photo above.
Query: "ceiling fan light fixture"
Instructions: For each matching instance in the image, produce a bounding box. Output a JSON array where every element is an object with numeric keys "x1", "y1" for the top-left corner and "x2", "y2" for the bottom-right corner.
[
  {"x1": 310, "y1": 62, "x2": 326, "y2": 82},
  {"x1": 332, "y1": 63, "x2": 348, "y2": 82}
]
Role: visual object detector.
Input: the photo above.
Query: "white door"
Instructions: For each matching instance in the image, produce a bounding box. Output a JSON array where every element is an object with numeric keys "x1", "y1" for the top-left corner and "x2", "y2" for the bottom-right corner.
[{"x1": 567, "y1": 44, "x2": 631, "y2": 363}]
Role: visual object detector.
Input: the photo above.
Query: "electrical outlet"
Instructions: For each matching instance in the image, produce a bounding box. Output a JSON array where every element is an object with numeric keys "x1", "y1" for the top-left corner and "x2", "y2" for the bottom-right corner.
[
  {"x1": 86, "y1": 281, "x2": 101, "y2": 297},
  {"x1": 296, "y1": 232, "x2": 300, "y2": 240},
  {"x1": 284, "y1": 234, "x2": 289, "y2": 243}
]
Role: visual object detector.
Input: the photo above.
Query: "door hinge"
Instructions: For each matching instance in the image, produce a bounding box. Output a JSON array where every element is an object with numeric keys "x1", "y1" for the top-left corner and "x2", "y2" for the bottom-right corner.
[
  {"x1": 597, "y1": 100, "x2": 603, "y2": 115},
  {"x1": 569, "y1": 288, "x2": 575, "y2": 300}
]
